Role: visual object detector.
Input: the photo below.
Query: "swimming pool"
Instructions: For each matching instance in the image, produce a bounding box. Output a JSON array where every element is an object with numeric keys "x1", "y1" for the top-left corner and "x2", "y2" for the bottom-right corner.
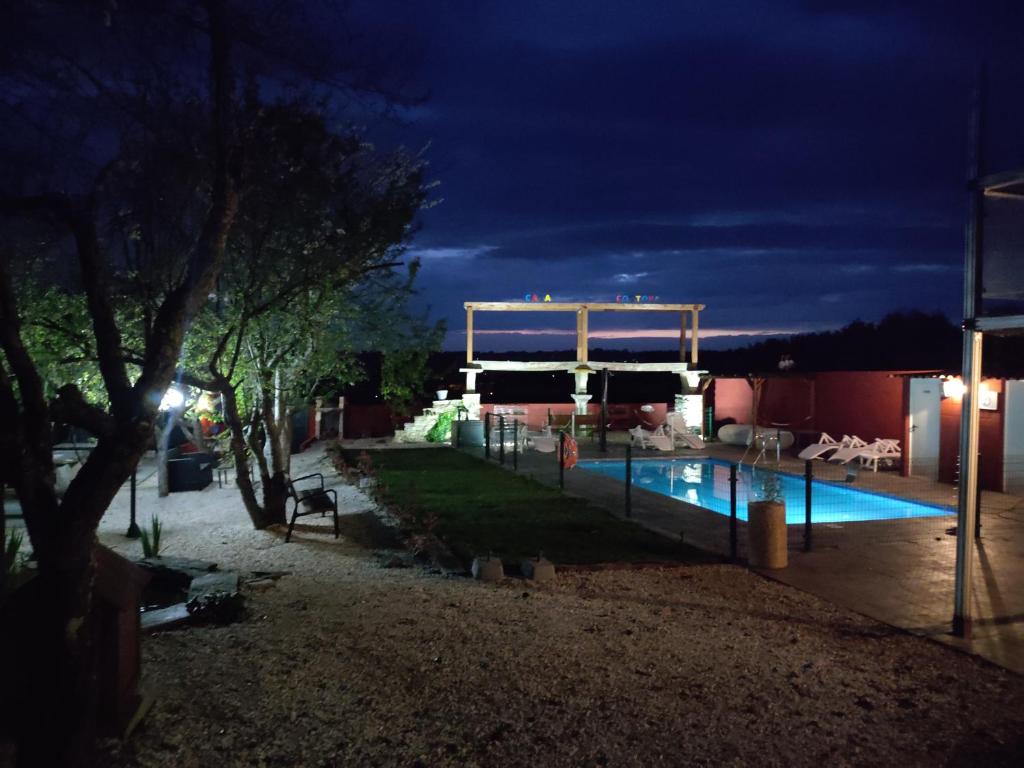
[{"x1": 577, "y1": 458, "x2": 954, "y2": 524}]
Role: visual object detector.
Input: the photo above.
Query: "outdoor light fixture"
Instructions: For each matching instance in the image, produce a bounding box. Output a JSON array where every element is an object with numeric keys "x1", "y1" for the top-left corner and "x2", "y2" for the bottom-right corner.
[
  {"x1": 159, "y1": 387, "x2": 186, "y2": 411},
  {"x1": 941, "y1": 377, "x2": 965, "y2": 400}
]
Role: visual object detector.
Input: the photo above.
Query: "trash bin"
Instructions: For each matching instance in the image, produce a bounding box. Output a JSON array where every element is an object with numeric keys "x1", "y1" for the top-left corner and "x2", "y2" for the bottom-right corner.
[{"x1": 747, "y1": 501, "x2": 787, "y2": 569}]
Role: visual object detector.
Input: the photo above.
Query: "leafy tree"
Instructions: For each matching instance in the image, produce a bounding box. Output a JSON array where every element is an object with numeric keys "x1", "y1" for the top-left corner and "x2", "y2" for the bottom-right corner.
[
  {"x1": 0, "y1": 1, "x2": 427, "y2": 763},
  {"x1": 162, "y1": 101, "x2": 432, "y2": 527}
]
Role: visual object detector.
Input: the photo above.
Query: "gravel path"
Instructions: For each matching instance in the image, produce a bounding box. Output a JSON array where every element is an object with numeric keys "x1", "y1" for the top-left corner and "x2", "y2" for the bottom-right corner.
[{"x1": 97, "y1": 447, "x2": 1024, "y2": 767}]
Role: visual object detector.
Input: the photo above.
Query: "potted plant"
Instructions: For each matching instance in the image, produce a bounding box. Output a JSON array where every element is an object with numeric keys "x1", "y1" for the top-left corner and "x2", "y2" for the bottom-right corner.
[{"x1": 747, "y1": 471, "x2": 787, "y2": 569}]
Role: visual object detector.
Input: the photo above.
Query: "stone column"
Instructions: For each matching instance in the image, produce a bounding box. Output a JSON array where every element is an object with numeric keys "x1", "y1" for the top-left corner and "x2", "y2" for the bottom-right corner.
[{"x1": 570, "y1": 393, "x2": 592, "y2": 415}]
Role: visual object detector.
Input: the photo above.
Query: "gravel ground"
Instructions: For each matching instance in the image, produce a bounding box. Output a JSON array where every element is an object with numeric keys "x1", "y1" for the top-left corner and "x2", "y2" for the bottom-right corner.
[{"x1": 96, "y1": 447, "x2": 1024, "y2": 767}]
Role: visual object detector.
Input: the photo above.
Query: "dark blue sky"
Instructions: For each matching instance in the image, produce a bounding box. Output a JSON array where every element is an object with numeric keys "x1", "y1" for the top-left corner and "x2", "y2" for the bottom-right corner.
[{"x1": 353, "y1": 1, "x2": 1024, "y2": 351}]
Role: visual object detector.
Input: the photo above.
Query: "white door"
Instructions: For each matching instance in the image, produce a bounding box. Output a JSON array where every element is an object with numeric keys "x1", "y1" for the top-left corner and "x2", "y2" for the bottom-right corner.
[{"x1": 908, "y1": 378, "x2": 941, "y2": 479}]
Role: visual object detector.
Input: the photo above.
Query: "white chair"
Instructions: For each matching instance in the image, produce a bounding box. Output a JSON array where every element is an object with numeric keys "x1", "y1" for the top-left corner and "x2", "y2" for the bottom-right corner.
[
  {"x1": 529, "y1": 425, "x2": 557, "y2": 453},
  {"x1": 665, "y1": 412, "x2": 705, "y2": 450},
  {"x1": 798, "y1": 433, "x2": 860, "y2": 461},
  {"x1": 824, "y1": 435, "x2": 869, "y2": 463},
  {"x1": 830, "y1": 438, "x2": 898, "y2": 471},
  {"x1": 630, "y1": 425, "x2": 673, "y2": 451},
  {"x1": 858, "y1": 439, "x2": 901, "y2": 472}
]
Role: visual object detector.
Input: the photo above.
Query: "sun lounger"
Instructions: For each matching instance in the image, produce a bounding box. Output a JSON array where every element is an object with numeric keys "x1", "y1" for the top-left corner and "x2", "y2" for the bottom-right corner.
[
  {"x1": 529, "y1": 426, "x2": 558, "y2": 453},
  {"x1": 629, "y1": 425, "x2": 673, "y2": 451},
  {"x1": 797, "y1": 433, "x2": 860, "y2": 461},
  {"x1": 665, "y1": 412, "x2": 705, "y2": 450},
  {"x1": 858, "y1": 438, "x2": 901, "y2": 472},
  {"x1": 829, "y1": 438, "x2": 900, "y2": 471}
]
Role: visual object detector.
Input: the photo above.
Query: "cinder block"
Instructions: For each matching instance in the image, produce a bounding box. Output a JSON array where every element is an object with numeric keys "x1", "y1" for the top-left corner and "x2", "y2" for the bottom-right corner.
[
  {"x1": 472, "y1": 556, "x2": 505, "y2": 582},
  {"x1": 521, "y1": 557, "x2": 556, "y2": 582}
]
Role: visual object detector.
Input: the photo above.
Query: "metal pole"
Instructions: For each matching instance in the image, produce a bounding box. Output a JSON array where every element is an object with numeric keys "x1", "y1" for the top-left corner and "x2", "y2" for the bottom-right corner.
[
  {"x1": 499, "y1": 416, "x2": 505, "y2": 466},
  {"x1": 625, "y1": 444, "x2": 632, "y2": 518},
  {"x1": 954, "y1": 69, "x2": 986, "y2": 639},
  {"x1": 484, "y1": 412, "x2": 491, "y2": 460},
  {"x1": 729, "y1": 463, "x2": 737, "y2": 561},
  {"x1": 955, "y1": 331, "x2": 983, "y2": 637},
  {"x1": 513, "y1": 419, "x2": 518, "y2": 472},
  {"x1": 559, "y1": 431, "x2": 565, "y2": 490},
  {"x1": 600, "y1": 368, "x2": 609, "y2": 453},
  {"x1": 804, "y1": 460, "x2": 813, "y2": 552},
  {"x1": 126, "y1": 470, "x2": 140, "y2": 538}
]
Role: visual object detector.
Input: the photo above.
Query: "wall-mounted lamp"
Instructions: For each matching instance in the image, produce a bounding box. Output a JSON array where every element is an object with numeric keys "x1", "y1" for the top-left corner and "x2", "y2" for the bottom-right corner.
[{"x1": 941, "y1": 377, "x2": 965, "y2": 400}]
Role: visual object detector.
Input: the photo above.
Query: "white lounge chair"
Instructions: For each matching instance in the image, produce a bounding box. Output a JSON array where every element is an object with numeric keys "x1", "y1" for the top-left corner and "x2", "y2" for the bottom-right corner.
[
  {"x1": 665, "y1": 412, "x2": 705, "y2": 450},
  {"x1": 824, "y1": 435, "x2": 869, "y2": 463},
  {"x1": 829, "y1": 438, "x2": 898, "y2": 471},
  {"x1": 529, "y1": 426, "x2": 558, "y2": 453},
  {"x1": 858, "y1": 439, "x2": 901, "y2": 472},
  {"x1": 629, "y1": 425, "x2": 673, "y2": 452},
  {"x1": 797, "y1": 433, "x2": 861, "y2": 461}
]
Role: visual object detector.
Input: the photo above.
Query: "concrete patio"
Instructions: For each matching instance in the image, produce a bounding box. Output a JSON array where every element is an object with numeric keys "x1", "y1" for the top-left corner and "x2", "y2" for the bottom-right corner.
[{"x1": 478, "y1": 435, "x2": 1024, "y2": 674}]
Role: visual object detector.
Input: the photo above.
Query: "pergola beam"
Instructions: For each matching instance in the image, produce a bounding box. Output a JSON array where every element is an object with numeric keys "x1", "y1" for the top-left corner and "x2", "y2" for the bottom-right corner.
[{"x1": 463, "y1": 301, "x2": 704, "y2": 312}]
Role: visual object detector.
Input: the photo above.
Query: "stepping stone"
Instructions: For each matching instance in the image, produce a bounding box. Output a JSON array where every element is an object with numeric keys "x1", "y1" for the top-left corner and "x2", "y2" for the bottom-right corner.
[
  {"x1": 141, "y1": 602, "x2": 190, "y2": 632},
  {"x1": 471, "y1": 556, "x2": 504, "y2": 582},
  {"x1": 137, "y1": 557, "x2": 217, "y2": 591},
  {"x1": 521, "y1": 557, "x2": 556, "y2": 583},
  {"x1": 187, "y1": 571, "x2": 244, "y2": 624}
]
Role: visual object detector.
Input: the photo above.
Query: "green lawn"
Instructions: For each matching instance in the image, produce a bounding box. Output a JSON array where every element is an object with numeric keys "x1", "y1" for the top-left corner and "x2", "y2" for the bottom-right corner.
[{"x1": 345, "y1": 447, "x2": 705, "y2": 565}]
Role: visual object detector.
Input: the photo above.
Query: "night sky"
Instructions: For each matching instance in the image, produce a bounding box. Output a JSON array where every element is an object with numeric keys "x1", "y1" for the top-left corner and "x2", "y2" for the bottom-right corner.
[{"x1": 353, "y1": 1, "x2": 1024, "y2": 352}]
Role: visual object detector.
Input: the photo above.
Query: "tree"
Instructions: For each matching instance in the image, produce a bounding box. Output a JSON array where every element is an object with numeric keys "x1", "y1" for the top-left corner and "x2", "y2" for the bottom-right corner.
[
  {"x1": 176, "y1": 102, "x2": 431, "y2": 528},
  {"x1": 0, "y1": 2, "x2": 431, "y2": 763},
  {"x1": 0, "y1": 3, "x2": 237, "y2": 765}
]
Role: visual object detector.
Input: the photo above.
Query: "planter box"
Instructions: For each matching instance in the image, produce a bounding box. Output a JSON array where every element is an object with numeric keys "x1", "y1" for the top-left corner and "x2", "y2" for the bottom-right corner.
[{"x1": 747, "y1": 501, "x2": 788, "y2": 569}]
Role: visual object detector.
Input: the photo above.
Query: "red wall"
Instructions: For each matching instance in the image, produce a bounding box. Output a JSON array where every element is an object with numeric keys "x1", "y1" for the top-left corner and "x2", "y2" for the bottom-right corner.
[
  {"x1": 479, "y1": 402, "x2": 668, "y2": 430},
  {"x1": 715, "y1": 372, "x2": 906, "y2": 444},
  {"x1": 812, "y1": 372, "x2": 906, "y2": 445},
  {"x1": 344, "y1": 404, "x2": 395, "y2": 438},
  {"x1": 714, "y1": 378, "x2": 753, "y2": 424},
  {"x1": 939, "y1": 380, "x2": 1005, "y2": 492}
]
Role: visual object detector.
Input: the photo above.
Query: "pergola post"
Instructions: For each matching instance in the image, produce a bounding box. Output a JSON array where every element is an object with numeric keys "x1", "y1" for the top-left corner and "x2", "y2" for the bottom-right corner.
[
  {"x1": 576, "y1": 307, "x2": 589, "y2": 363},
  {"x1": 466, "y1": 307, "x2": 474, "y2": 364},
  {"x1": 679, "y1": 311, "x2": 688, "y2": 362},
  {"x1": 691, "y1": 309, "x2": 700, "y2": 364}
]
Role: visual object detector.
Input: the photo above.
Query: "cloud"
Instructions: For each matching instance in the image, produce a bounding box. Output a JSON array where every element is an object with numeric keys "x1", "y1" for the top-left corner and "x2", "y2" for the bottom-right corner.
[
  {"x1": 893, "y1": 263, "x2": 957, "y2": 273},
  {"x1": 612, "y1": 271, "x2": 650, "y2": 284},
  {"x1": 407, "y1": 245, "x2": 498, "y2": 260}
]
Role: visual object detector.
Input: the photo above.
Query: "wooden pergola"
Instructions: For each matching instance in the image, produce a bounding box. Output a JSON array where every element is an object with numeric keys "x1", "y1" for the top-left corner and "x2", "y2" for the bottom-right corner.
[
  {"x1": 463, "y1": 301, "x2": 705, "y2": 365},
  {"x1": 459, "y1": 301, "x2": 707, "y2": 415}
]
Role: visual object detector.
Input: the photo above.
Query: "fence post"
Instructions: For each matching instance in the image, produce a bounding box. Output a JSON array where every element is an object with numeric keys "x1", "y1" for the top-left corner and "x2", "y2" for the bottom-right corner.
[
  {"x1": 512, "y1": 419, "x2": 518, "y2": 472},
  {"x1": 729, "y1": 463, "x2": 737, "y2": 561},
  {"x1": 484, "y1": 412, "x2": 491, "y2": 460},
  {"x1": 625, "y1": 444, "x2": 632, "y2": 518},
  {"x1": 804, "y1": 460, "x2": 813, "y2": 552},
  {"x1": 499, "y1": 415, "x2": 505, "y2": 466},
  {"x1": 126, "y1": 470, "x2": 140, "y2": 538},
  {"x1": 559, "y1": 431, "x2": 565, "y2": 490}
]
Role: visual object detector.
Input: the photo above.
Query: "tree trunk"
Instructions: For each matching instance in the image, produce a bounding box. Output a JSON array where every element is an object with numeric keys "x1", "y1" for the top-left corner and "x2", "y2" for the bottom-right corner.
[
  {"x1": 154, "y1": 406, "x2": 183, "y2": 497},
  {"x1": 218, "y1": 379, "x2": 285, "y2": 529},
  {"x1": 18, "y1": 556, "x2": 98, "y2": 768}
]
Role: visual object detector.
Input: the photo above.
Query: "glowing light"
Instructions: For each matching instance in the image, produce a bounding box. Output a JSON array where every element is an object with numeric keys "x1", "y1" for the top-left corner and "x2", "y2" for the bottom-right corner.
[
  {"x1": 159, "y1": 387, "x2": 185, "y2": 411},
  {"x1": 942, "y1": 377, "x2": 965, "y2": 400}
]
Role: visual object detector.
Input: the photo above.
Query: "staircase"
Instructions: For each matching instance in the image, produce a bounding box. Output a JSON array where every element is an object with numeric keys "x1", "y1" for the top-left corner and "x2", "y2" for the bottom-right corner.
[{"x1": 392, "y1": 400, "x2": 462, "y2": 444}]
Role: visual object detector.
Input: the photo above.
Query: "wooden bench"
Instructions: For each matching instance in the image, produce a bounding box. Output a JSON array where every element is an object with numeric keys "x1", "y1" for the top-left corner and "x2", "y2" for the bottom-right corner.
[{"x1": 284, "y1": 473, "x2": 339, "y2": 543}]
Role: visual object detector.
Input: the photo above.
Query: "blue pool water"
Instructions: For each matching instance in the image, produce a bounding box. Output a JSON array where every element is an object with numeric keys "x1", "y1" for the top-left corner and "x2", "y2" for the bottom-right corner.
[{"x1": 577, "y1": 458, "x2": 954, "y2": 524}]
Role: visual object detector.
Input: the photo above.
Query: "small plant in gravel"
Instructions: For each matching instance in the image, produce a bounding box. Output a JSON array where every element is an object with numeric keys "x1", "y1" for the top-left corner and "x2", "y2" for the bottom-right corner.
[
  {"x1": 3, "y1": 528, "x2": 26, "y2": 592},
  {"x1": 139, "y1": 515, "x2": 164, "y2": 558}
]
